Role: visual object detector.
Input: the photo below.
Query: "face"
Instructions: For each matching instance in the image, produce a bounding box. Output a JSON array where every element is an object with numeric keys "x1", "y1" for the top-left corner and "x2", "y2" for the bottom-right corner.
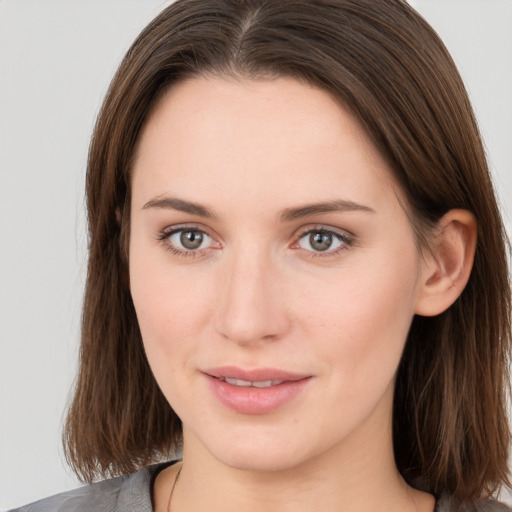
[{"x1": 129, "y1": 76, "x2": 427, "y2": 473}]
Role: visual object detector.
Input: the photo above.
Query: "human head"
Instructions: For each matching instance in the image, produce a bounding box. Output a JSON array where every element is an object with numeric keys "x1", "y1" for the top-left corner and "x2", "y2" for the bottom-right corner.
[{"x1": 64, "y1": 0, "x2": 511, "y2": 501}]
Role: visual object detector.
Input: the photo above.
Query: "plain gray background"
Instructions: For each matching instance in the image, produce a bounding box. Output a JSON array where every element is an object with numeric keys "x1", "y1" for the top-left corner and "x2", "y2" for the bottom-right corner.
[{"x1": 1, "y1": 1, "x2": 511, "y2": 509}]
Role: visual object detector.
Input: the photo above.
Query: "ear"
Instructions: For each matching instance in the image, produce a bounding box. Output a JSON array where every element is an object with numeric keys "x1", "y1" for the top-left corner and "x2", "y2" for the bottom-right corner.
[{"x1": 415, "y1": 209, "x2": 477, "y2": 317}]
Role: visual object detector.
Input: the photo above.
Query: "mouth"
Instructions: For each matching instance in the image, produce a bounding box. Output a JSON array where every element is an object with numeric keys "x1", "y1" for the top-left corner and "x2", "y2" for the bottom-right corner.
[
  {"x1": 218, "y1": 377, "x2": 285, "y2": 388},
  {"x1": 203, "y1": 366, "x2": 312, "y2": 415},
  {"x1": 204, "y1": 366, "x2": 310, "y2": 383}
]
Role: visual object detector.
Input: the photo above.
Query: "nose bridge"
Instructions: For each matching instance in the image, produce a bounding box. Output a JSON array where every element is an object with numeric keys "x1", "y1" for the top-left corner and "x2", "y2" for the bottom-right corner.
[{"x1": 215, "y1": 244, "x2": 289, "y2": 344}]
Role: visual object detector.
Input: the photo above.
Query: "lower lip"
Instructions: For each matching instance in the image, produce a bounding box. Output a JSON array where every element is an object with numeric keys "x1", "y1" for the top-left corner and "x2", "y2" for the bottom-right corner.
[{"x1": 204, "y1": 375, "x2": 311, "y2": 415}]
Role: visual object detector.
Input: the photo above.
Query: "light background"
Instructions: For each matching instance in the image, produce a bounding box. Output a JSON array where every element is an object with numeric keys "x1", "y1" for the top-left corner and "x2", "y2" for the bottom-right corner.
[{"x1": 0, "y1": 1, "x2": 511, "y2": 509}]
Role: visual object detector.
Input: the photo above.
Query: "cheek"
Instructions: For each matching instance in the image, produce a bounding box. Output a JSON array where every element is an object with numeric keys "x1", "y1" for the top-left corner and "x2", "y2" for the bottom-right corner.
[
  {"x1": 129, "y1": 242, "x2": 216, "y2": 377},
  {"x1": 294, "y1": 247, "x2": 420, "y2": 388}
]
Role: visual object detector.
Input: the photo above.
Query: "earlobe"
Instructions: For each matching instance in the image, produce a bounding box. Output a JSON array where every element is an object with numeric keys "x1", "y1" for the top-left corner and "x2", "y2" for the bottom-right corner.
[{"x1": 415, "y1": 209, "x2": 477, "y2": 317}]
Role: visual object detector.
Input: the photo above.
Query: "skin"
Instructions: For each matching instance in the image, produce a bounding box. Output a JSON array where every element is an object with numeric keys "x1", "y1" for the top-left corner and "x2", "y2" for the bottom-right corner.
[{"x1": 129, "y1": 76, "x2": 474, "y2": 512}]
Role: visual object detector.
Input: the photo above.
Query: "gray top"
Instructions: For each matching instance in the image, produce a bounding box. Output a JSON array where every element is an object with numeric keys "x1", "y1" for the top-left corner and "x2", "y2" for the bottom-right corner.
[
  {"x1": 9, "y1": 463, "x2": 511, "y2": 512},
  {"x1": 8, "y1": 463, "x2": 165, "y2": 512}
]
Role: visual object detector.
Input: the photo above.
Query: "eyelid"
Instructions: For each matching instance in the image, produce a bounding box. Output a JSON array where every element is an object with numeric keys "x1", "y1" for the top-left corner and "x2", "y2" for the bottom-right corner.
[
  {"x1": 293, "y1": 224, "x2": 354, "y2": 241},
  {"x1": 160, "y1": 223, "x2": 220, "y2": 240},
  {"x1": 290, "y1": 224, "x2": 354, "y2": 256},
  {"x1": 158, "y1": 223, "x2": 222, "y2": 256}
]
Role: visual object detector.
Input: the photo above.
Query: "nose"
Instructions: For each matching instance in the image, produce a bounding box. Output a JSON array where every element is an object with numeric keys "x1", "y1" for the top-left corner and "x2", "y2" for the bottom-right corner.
[{"x1": 214, "y1": 248, "x2": 291, "y2": 345}]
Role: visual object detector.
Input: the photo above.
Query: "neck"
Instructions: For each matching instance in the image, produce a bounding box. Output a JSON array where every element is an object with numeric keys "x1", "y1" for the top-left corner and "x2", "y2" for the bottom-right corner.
[
  {"x1": 160, "y1": 415, "x2": 433, "y2": 512},
  {"x1": 175, "y1": 452, "x2": 411, "y2": 512}
]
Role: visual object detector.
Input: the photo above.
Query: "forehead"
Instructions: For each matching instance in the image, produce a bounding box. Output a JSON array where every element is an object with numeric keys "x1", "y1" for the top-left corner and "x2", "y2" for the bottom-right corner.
[
  {"x1": 131, "y1": 76, "x2": 399, "y2": 214},
  {"x1": 138, "y1": 76, "x2": 370, "y2": 157}
]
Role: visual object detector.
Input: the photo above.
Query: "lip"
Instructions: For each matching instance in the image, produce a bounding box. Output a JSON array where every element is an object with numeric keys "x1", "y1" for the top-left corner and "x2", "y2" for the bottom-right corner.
[
  {"x1": 203, "y1": 366, "x2": 312, "y2": 415},
  {"x1": 205, "y1": 366, "x2": 310, "y2": 382}
]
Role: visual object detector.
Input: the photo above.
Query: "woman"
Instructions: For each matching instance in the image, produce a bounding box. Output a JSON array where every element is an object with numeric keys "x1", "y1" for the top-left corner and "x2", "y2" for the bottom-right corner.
[{"x1": 12, "y1": 0, "x2": 511, "y2": 511}]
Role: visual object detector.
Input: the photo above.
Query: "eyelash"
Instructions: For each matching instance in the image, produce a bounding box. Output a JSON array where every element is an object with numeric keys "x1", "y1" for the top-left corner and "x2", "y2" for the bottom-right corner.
[
  {"x1": 292, "y1": 226, "x2": 353, "y2": 258},
  {"x1": 157, "y1": 225, "x2": 353, "y2": 259},
  {"x1": 157, "y1": 225, "x2": 217, "y2": 258}
]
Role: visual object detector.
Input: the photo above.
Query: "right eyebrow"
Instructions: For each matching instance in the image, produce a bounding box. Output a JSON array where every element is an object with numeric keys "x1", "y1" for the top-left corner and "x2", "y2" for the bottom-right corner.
[{"x1": 142, "y1": 196, "x2": 217, "y2": 219}]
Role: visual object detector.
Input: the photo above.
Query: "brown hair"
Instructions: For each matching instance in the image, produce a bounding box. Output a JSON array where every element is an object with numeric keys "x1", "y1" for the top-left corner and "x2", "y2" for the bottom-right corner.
[{"x1": 64, "y1": 0, "x2": 511, "y2": 502}]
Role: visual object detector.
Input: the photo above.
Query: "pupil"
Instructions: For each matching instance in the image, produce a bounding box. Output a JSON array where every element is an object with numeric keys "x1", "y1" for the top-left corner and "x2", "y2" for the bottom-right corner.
[
  {"x1": 180, "y1": 230, "x2": 203, "y2": 250},
  {"x1": 310, "y1": 232, "x2": 332, "y2": 251}
]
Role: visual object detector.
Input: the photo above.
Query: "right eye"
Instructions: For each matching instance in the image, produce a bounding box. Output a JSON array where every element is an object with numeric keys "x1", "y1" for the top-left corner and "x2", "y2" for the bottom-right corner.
[
  {"x1": 159, "y1": 226, "x2": 220, "y2": 257},
  {"x1": 169, "y1": 229, "x2": 212, "y2": 251}
]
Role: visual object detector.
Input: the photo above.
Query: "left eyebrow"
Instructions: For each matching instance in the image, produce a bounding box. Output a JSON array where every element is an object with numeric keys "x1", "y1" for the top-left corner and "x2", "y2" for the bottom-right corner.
[{"x1": 279, "y1": 199, "x2": 375, "y2": 222}]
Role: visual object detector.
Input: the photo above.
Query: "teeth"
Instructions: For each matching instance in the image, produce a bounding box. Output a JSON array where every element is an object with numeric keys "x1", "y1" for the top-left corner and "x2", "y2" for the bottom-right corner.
[
  {"x1": 252, "y1": 380, "x2": 275, "y2": 388},
  {"x1": 224, "y1": 377, "x2": 252, "y2": 387},
  {"x1": 222, "y1": 377, "x2": 283, "y2": 388}
]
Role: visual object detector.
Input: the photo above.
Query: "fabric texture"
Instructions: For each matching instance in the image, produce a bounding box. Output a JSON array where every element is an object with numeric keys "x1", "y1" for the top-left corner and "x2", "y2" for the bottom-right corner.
[
  {"x1": 8, "y1": 463, "x2": 167, "y2": 512},
  {"x1": 9, "y1": 463, "x2": 511, "y2": 512},
  {"x1": 436, "y1": 496, "x2": 511, "y2": 512}
]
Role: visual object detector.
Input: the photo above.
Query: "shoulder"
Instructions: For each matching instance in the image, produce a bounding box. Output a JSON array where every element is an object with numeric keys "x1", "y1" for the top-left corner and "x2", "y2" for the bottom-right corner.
[
  {"x1": 8, "y1": 462, "x2": 171, "y2": 512},
  {"x1": 437, "y1": 495, "x2": 512, "y2": 512}
]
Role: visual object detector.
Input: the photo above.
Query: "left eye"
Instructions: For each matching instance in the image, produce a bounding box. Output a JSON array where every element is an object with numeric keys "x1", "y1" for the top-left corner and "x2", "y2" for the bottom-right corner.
[
  {"x1": 297, "y1": 230, "x2": 346, "y2": 253},
  {"x1": 168, "y1": 229, "x2": 213, "y2": 251}
]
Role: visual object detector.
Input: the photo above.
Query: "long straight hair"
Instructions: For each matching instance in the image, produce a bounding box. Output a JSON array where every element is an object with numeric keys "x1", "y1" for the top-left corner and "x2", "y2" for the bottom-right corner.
[{"x1": 64, "y1": 0, "x2": 511, "y2": 502}]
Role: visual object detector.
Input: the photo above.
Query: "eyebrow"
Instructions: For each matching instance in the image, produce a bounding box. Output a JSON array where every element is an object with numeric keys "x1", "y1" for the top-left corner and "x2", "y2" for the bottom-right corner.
[
  {"x1": 142, "y1": 196, "x2": 217, "y2": 219},
  {"x1": 142, "y1": 196, "x2": 375, "y2": 222},
  {"x1": 279, "y1": 199, "x2": 375, "y2": 222}
]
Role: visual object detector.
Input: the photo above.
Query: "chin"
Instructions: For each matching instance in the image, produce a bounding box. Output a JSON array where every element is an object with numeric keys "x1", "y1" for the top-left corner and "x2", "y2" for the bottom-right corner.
[
  {"x1": 214, "y1": 444, "x2": 310, "y2": 474},
  {"x1": 186, "y1": 421, "x2": 334, "y2": 474}
]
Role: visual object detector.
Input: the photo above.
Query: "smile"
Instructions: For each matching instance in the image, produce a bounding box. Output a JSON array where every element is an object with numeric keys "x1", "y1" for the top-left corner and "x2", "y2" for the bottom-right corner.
[
  {"x1": 203, "y1": 367, "x2": 312, "y2": 415},
  {"x1": 220, "y1": 377, "x2": 284, "y2": 388}
]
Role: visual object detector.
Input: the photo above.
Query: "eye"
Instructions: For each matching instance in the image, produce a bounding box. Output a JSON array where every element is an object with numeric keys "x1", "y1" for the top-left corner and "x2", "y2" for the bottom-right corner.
[
  {"x1": 170, "y1": 229, "x2": 210, "y2": 250},
  {"x1": 296, "y1": 229, "x2": 350, "y2": 254},
  {"x1": 160, "y1": 227, "x2": 219, "y2": 255}
]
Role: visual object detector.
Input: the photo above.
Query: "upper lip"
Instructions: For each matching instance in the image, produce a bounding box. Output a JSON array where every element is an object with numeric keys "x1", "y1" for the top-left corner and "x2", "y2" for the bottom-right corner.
[{"x1": 204, "y1": 366, "x2": 311, "y2": 382}]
